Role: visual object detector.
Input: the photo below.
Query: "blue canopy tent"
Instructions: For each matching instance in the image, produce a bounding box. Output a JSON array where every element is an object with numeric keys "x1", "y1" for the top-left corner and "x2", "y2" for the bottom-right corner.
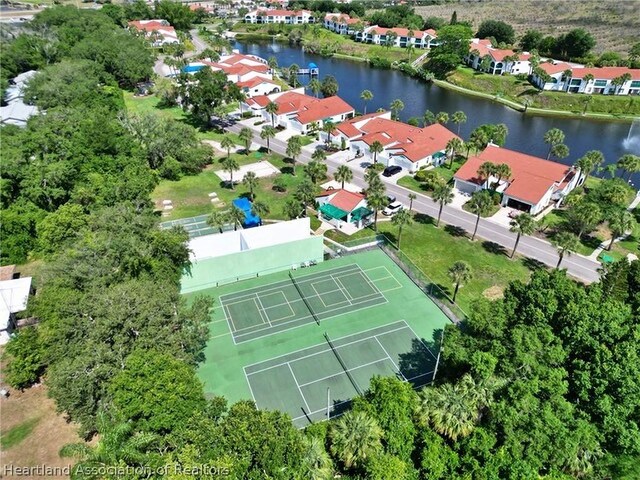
[{"x1": 232, "y1": 198, "x2": 261, "y2": 228}]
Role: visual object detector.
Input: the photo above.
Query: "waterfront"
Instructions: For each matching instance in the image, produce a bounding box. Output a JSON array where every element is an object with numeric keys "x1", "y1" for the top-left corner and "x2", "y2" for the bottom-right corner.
[{"x1": 234, "y1": 40, "x2": 640, "y2": 187}]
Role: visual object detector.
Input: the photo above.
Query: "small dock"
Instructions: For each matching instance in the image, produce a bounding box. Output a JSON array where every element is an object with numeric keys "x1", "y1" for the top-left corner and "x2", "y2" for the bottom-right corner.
[{"x1": 284, "y1": 62, "x2": 319, "y2": 76}]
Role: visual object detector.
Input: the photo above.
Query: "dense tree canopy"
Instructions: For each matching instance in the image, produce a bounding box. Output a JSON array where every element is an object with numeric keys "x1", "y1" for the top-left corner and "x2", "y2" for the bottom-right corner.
[{"x1": 476, "y1": 20, "x2": 516, "y2": 45}]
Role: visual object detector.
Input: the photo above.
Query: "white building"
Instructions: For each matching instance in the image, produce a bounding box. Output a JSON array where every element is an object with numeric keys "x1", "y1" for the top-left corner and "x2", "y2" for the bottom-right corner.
[
  {"x1": 465, "y1": 38, "x2": 531, "y2": 75},
  {"x1": 316, "y1": 189, "x2": 372, "y2": 229},
  {"x1": 127, "y1": 19, "x2": 180, "y2": 46},
  {"x1": 532, "y1": 64, "x2": 640, "y2": 95},
  {"x1": 0, "y1": 70, "x2": 38, "y2": 127},
  {"x1": 244, "y1": 9, "x2": 315, "y2": 24},
  {"x1": 354, "y1": 26, "x2": 438, "y2": 49},
  {"x1": 0, "y1": 275, "x2": 32, "y2": 345},
  {"x1": 323, "y1": 13, "x2": 363, "y2": 35}
]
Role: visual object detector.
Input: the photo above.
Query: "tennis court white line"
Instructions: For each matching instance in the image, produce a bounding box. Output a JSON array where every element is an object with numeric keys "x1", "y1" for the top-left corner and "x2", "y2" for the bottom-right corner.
[
  {"x1": 297, "y1": 356, "x2": 392, "y2": 388},
  {"x1": 221, "y1": 283, "x2": 359, "y2": 309},
  {"x1": 288, "y1": 363, "x2": 311, "y2": 412},
  {"x1": 253, "y1": 297, "x2": 272, "y2": 327},
  {"x1": 401, "y1": 323, "x2": 438, "y2": 361},
  {"x1": 310, "y1": 281, "x2": 350, "y2": 309},
  {"x1": 332, "y1": 275, "x2": 353, "y2": 301},
  {"x1": 222, "y1": 304, "x2": 237, "y2": 335},
  {"x1": 374, "y1": 337, "x2": 407, "y2": 381},
  {"x1": 245, "y1": 324, "x2": 411, "y2": 375},
  {"x1": 243, "y1": 367, "x2": 258, "y2": 404},
  {"x1": 334, "y1": 271, "x2": 380, "y2": 301}
]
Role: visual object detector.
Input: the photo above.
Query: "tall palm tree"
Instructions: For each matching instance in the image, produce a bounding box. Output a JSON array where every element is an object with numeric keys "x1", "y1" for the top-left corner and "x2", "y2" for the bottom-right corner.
[
  {"x1": 329, "y1": 411, "x2": 383, "y2": 470},
  {"x1": 312, "y1": 149, "x2": 327, "y2": 163},
  {"x1": 322, "y1": 120, "x2": 336, "y2": 147},
  {"x1": 251, "y1": 200, "x2": 270, "y2": 226},
  {"x1": 220, "y1": 135, "x2": 236, "y2": 161},
  {"x1": 494, "y1": 163, "x2": 512, "y2": 187},
  {"x1": 304, "y1": 160, "x2": 327, "y2": 184},
  {"x1": 267, "y1": 56, "x2": 278, "y2": 71},
  {"x1": 552, "y1": 231, "x2": 579, "y2": 268},
  {"x1": 228, "y1": 205, "x2": 246, "y2": 231},
  {"x1": 432, "y1": 181, "x2": 454, "y2": 227},
  {"x1": 575, "y1": 150, "x2": 604, "y2": 184},
  {"x1": 435, "y1": 111, "x2": 449, "y2": 125},
  {"x1": 367, "y1": 191, "x2": 388, "y2": 232},
  {"x1": 334, "y1": 165, "x2": 353, "y2": 189},
  {"x1": 207, "y1": 209, "x2": 228, "y2": 233},
  {"x1": 509, "y1": 213, "x2": 535, "y2": 258},
  {"x1": 423, "y1": 109, "x2": 436, "y2": 126},
  {"x1": 446, "y1": 138, "x2": 464, "y2": 168},
  {"x1": 360, "y1": 89, "x2": 373, "y2": 114},
  {"x1": 451, "y1": 111, "x2": 467, "y2": 135},
  {"x1": 468, "y1": 190, "x2": 494, "y2": 240},
  {"x1": 408, "y1": 192, "x2": 417, "y2": 212},
  {"x1": 369, "y1": 140, "x2": 384, "y2": 165},
  {"x1": 239, "y1": 127, "x2": 253, "y2": 155},
  {"x1": 582, "y1": 94, "x2": 594, "y2": 115},
  {"x1": 284, "y1": 197, "x2": 303, "y2": 219},
  {"x1": 308, "y1": 78, "x2": 322, "y2": 98},
  {"x1": 551, "y1": 143, "x2": 570, "y2": 160},
  {"x1": 266, "y1": 101, "x2": 279, "y2": 127},
  {"x1": 448, "y1": 261, "x2": 473, "y2": 303},
  {"x1": 390, "y1": 98, "x2": 405, "y2": 120},
  {"x1": 260, "y1": 125, "x2": 276, "y2": 153},
  {"x1": 222, "y1": 156, "x2": 239, "y2": 189},
  {"x1": 242, "y1": 171, "x2": 258, "y2": 200},
  {"x1": 476, "y1": 162, "x2": 496, "y2": 188},
  {"x1": 286, "y1": 135, "x2": 302, "y2": 175},
  {"x1": 607, "y1": 209, "x2": 636, "y2": 251},
  {"x1": 295, "y1": 179, "x2": 319, "y2": 217},
  {"x1": 288, "y1": 63, "x2": 300, "y2": 87},
  {"x1": 302, "y1": 436, "x2": 333, "y2": 480},
  {"x1": 365, "y1": 167, "x2": 382, "y2": 187},
  {"x1": 544, "y1": 128, "x2": 565, "y2": 160},
  {"x1": 392, "y1": 208, "x2": 413, "y2": 249},
  {"x1": 616, "y1": 154, "x2": 640, "y2": 180}
]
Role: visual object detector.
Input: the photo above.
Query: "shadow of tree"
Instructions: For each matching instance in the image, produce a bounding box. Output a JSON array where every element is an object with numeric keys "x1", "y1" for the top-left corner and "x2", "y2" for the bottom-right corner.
[
  {"x1": 445, "y1": 225, "x2": 467, "y2": 237},
  {"x1": 398, "y1": 332, "x2": 442, "y2": 389},
  {"x1": 414, "y1": 213, "x2": 434, "y2": 225},
  {"x1": 482, "y1": 241, "x2": 508, "y2": 256},
  {"x1": 522, "y1": 257, "x2": 547, "y2": 271},
  {"x1": 280, "y1": 166, "x2": 294, "y2": 175}
]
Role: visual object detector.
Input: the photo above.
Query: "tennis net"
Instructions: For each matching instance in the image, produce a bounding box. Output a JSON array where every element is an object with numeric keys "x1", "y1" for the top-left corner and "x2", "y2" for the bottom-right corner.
[
  {"x1": 288, "y1": 271, "x2": 320, "y2": 326},
  {"x1": 324, "y1": 332, "x2": 362, "y2": 396}
]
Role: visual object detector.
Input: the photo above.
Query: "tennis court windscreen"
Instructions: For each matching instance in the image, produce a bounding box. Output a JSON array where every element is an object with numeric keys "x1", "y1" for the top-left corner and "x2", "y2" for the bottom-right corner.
[
  {"x1": 324, "y1": 332, "x2": 362, "y2": 396},
  {"x1": 289, "y1": 271, "x2": 320, "y2": 326}
]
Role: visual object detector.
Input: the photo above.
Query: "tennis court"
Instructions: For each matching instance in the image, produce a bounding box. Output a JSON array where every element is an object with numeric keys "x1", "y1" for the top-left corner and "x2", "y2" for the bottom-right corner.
[
  {"x1": 220, "y1": 264, "x2": 390, "y2": 344},
  {"x1": 160, "y1": 214, "x2": 230, "y2": 238},
  {"x1": 245, "y1": 320, "x2": 436, "y2": 427}
]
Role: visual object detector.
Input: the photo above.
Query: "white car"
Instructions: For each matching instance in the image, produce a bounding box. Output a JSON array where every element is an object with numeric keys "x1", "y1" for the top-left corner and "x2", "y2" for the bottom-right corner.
[{"x1": 382, "y1": 201, "x2": 404, "y2": 216}]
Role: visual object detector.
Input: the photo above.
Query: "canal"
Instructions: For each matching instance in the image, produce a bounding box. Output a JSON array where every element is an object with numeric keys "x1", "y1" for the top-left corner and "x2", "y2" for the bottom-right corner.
[{"x1": 233, "y1": 40, "x2": 640, "y2": 187}]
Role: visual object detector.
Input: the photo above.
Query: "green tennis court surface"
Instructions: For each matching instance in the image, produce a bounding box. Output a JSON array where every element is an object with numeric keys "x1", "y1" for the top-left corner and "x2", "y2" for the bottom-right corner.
[
  {"x1": 190, "y1": 249, "x2": 450, "y2": 428},
  {"x1": 160, "y1": 214, "x2": 233, "y2": 238},
  {"x1": 220, "y1": 264, "x2": 387, "y2": 343}
]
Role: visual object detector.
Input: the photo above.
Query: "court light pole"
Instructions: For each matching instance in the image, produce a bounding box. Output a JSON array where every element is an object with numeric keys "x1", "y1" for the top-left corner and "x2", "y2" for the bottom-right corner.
[
  {"x1": 432, "y1": 329, "x2": 444, "y2": 382},
  {"x1": 326, "y1": 387, "x2": 331, "y2": 421}
]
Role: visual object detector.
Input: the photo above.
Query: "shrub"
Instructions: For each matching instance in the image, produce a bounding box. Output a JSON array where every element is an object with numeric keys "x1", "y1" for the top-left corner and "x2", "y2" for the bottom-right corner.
[
  {"x1": 273, "y1": 175, "x2": 287, "y2": 192},
  {"x1": 3, "y1": 327, "x2": 45, "y2": 390},
  {"x1": 369, "y1": 162, "x2": 385, "y2": 172},
  {"x1": 369, "y1": 56, "x2": 392, "y2": 69},
  {"x1": 414, "y1": 169, "x2": 442, "y2": 190}
]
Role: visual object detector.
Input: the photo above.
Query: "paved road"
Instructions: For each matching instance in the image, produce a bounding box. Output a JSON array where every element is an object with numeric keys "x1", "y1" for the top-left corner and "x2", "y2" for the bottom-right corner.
[{"x1": 226, "y1": 121, "x2": 601, "y2": 284}]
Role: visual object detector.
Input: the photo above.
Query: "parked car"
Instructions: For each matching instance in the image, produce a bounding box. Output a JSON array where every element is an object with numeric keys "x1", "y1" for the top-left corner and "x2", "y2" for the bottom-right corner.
[
  {"x1": 382, "y1": 165, "x2": 402, "y2": 177},
  {"x1": 383, "y1": 201, "x2": 404, "y2": 216},
  {"x1": 386, "y1": 195, "x2": 396, "y2": 205}
]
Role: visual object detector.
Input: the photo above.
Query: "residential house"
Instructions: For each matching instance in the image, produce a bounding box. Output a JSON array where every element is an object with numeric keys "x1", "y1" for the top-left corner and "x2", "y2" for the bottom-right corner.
[
  {"x1": 354, "y1": 25, "x2": 438, "y2": 49},
  {"x1": 244, "y1": 9, "x2": 315, "y2": 24},
  {"x1": 328, "y1": 112, "x2": 462, "y2": 173},
  {"x1": 0, "y1": 274, "x2": 32, "y2": 345},
  {"x1": 466, "y1": 38, "x2": 531, "y2": 75},
  {"x1": 0, "y1": 70, "x2": 38, "y2": 127},
  {"x1": 453, "y1": 144, "x2": 581, "y2": 215},
  {"x1": 323, "y1": 13, "x2": 363, "y2": 35},
  {"x1": 532, "y1": 64, "x2": 640, "y2": 95},
  {"x1": 315, "y1": 189, "x2": 372, "y2": 229},
  {"x1": 188, "y1": 3, "x2": 215, "y2": 14},
  {"x1": 245, "y1": 90, "x2": 355, "y2": 133},
  {"x1": 128, "y1": 19, "x2": 180, "y2": 46}
]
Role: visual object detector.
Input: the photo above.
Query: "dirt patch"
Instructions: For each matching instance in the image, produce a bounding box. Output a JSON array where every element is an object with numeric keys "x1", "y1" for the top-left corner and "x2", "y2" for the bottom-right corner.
[
  {"x1": 482, "y1": 285, "x2": 505, "y2": 301},
  {"x1": 0, "y1": 376, "x2": 81, "y2": 479}
]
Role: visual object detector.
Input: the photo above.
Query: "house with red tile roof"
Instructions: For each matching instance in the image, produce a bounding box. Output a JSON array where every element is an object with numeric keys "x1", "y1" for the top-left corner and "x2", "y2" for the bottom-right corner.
[
  {"x1": 532, "y1": 63, "x2": 640, "y2": 95},
  {"x1": 453, "y1": 144, "x2": 582, "y2": 215},
  {"x1": 329, "y1": 112, "x2": 462, "y2": 173},
  {"x1": 354, "y1": 25, "x2": 439, "y2": 49},
  {"x1": 324, "y1": 13, "x2": 365, "y2": 35},
  {"x1": 315, "y1": 189, "x2": 372, "y2": 229},
  {"x1": 128, "y1": 19, "x2": 179, "y2": 47},
  {"x1": 244, "y1": 8, "x2": 315, "y2": 24},
  {"x1": 188, "y1": 3, "x2": 214, "y2": 14},
  {"x1": 466, "y1": 38, "x2": 531, "y2": 75}
]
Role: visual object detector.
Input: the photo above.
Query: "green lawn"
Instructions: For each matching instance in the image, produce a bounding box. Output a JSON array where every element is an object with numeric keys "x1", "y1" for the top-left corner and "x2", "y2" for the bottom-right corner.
[
  {"x1": 0, "y1": 418, "x2": 40, "y2": 450},
  {"x1": 326, "y1": 216, "x2": 532, "y2": 314}
]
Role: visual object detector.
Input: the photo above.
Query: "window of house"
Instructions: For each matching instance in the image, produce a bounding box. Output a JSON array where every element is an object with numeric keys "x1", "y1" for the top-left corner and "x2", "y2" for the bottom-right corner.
[{"x1": 594, "y1": 79, "x2": 608, "y2": 87}]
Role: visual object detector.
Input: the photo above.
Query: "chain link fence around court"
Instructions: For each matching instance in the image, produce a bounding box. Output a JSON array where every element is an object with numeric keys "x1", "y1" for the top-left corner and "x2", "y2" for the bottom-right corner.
[{"x1": 323, "y1": 234, "x2": 468, "y2": 324}]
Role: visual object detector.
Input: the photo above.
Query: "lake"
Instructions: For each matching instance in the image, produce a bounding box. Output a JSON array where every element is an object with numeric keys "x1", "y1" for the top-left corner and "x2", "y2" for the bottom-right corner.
[{"x1": 233, "y1": 40, "x2": 640, "y2": 188}]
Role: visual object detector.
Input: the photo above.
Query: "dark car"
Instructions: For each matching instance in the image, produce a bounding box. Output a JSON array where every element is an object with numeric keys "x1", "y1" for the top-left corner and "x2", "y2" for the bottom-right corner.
[{"x1": 382, "y1": 165, "x2": 402, "y2": 177}]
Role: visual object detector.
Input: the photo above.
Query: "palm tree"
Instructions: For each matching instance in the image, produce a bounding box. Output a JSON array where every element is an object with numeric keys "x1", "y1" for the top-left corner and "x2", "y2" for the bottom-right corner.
[
  {"x1": 365, "y1": 168, "x2": 382, "y2": 187},
  {"x1": 284, "y1": 197, "x2": 302, "y2": 219},
  {"x1": 552, "y1": 231, "x2": 579, "y2": 269},
  {"x1": 392, "y1": 208, "x2": 413, "y2": 249},
  {"x1": 312, "y1": 149, "x2": 327, "y2": 163},
  {"x1": 222, "y1": 156, "x2": 239, "y2": 189},
  {"x1": 551, "y1": 143, "x2": 570, "y2": 160},
  {"x1": 207, "y1": 209, "x2": 228, "y2": 233},
  {"x1": 616, "y1": 154, "x2": 640, "y2": 180},
  {"x1": 448, "y1": 261, "x2": 473, "y2": 303},
  {"x1": 423, "y1": 109, "x2": 436, "y2": 126},
  {"x1": 544, "y1": 128, "x2": 565, "y2": 160},
  {"x1": 308, "y1": 78, "x2": 322, "y2": 98},
  {"x1": 304, "y1": 160, "x2": 327, "y2": 184},
  {"x1": 334, "y1": 165, "x2": 353, "y2": 189},
  {"x1": 432, "y1": 181, "x2": 454, "y2": 227},
  {"x1": 360, "y1": 89, "x2": 373, "y2": 114},
  {"x1": 367, "y1": 191, "x2": 388, "y2": 232},
  {"x1": 435, "y1": 111, "x2": 449, "y2": 125},
  {"x1": 607, "y1": 209, "x2": 636, "y2": 251},
  {"x1": 228, "y1": 205, "x2": 245, "y2": 231},
  {"x1": 468, "y1": 190, "x2": 494, "y2": 240},
  {"x1": 451, "y1": 111, "x2": 467, "y2": 135},
  {"x1": 522, "y1": 97, "x2": 533, "y2": 113},
  {"x1": 329, "y1": 411, "x2": 382, "y2": 470},
  {"x1": 239, "y1": 127, "x2": 253, "y2": 155},
  {"x1": 251, "y1": 200, "x2": 270, "y2": 226},
  {"x1": 286, "y1": 135, "x2": 302, "y2": 175},
  {"x1": 390, "y1": 98, "x2": 405, "y2": 120},
  {"x1": 267, "y1": 56, "x2": 278, "y2": 71},
  {"x1": 494, "y1": 163, "x2": 512, "y2": 186},
  {"x1": 575, "y1": 150, "x2": 604, "y2": 184},
  {"x1": 369, "y1": 140, "x2": 384, "y2": 164},
  {"x1": 509, "y1": 213, "x2": 535, "y2": 258},
  {"x1": 288, "y1": 63, "x2": 300, "y2": 87},
  {"x1": 220, "y1": 135, "x2": 236, "y2": 161},
  {"x1": 446, "y1": 138, "x2": 464, "y2": 168},
  {"x1": 266, "y1": 101, "x2": 279, "y2": 127},
  {"x1": 295, "y1": 179, "x2": 319, "y2": 217},
  {"x1": 476, "y1": 162, "x2": 496, "y2": 187},
  {"x1": 582, "y1": 94, "x2": 594, "y2": 115},
  {"x1": 408, "y1": 193, "x2": 417, "y2": 212},
  {"x1": 260, "y1": 125, "x2": 277, "y2": 153},
  {"x1": 322, "y1": 120, "x2": 336, "y2": 147},
  {"x1": 242, "y1": 171, "x2": 258, "y2": 200},
  {"x1": 302, "y1": 436, "x2": 333, "y2": 480}
]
